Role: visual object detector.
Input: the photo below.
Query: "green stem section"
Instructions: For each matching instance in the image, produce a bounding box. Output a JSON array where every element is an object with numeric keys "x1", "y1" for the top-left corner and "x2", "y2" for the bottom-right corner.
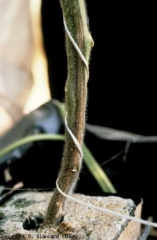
[
  {"x1": 82, "y1": 144, "x2": 116, "y2": 193},
  {"x1": 43, "y1": 0, "x2": 93, "y2": 227}
]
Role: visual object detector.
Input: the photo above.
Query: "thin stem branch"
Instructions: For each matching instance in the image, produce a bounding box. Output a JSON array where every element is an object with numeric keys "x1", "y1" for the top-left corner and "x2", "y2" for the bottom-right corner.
[
  {"x1": 0, "y1": 132, "x2": 116, "y2": 194},
  {"x1": 43, "y1": 0, "x2": 93, "y2": 227},
  {"x1": 0, "y1": 134, "x2": 64, "y2": 159}
]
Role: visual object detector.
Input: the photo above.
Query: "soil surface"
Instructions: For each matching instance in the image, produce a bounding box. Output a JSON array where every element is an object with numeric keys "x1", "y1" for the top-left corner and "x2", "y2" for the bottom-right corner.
[{"x1": 0, "y1": 191, "x2": 141, "y2": 240}]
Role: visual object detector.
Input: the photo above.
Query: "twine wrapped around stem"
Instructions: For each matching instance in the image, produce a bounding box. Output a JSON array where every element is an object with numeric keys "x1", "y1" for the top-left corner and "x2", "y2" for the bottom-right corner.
[{"x1": 43, "y1": 0, "x2": 93, "y2": 227}]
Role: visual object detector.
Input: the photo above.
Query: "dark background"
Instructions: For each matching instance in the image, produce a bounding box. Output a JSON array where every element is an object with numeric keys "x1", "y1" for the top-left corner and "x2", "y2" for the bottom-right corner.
[
  {"x1": 41, "y1": 1, "x2": 157, "y2": 221},
  {"x1": 41, "y1": 1, "x2": 157, "y2": 135}
]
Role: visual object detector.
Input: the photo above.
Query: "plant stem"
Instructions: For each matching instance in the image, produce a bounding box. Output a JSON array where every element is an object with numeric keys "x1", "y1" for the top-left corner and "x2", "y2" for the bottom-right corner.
[{"x1": 43, "y1": 0, "x2": 93, "y2": 227}]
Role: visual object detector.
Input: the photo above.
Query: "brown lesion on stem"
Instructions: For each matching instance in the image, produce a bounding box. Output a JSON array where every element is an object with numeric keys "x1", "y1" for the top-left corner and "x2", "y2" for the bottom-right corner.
[{"x1": 43, "y1": 0, "x2": 94, "y2": 228}]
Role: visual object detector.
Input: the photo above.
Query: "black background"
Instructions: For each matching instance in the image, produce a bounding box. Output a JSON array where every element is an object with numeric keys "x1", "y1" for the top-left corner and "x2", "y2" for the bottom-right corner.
[
  {"x1": 41, "y1": 1, "x2": 157, "y2": 134},
  {"x1": 41, "y1": 1, "x2": 157, "y2": 220}
]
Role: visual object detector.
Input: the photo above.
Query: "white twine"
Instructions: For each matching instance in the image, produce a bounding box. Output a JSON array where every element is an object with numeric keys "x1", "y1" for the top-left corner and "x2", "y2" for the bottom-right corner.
[
  {"x1": 63, "y1": 17, "x2": 89, "y2": 70},
  {"x1": 56, "y1": 179, "x2": 157, "y2": 229},
  {"x1": 58, "y1": 15, "x2": 157, "y2": 230},
  {"x1": 64, "y1": 112, "x2": 83, "y2": 160}
]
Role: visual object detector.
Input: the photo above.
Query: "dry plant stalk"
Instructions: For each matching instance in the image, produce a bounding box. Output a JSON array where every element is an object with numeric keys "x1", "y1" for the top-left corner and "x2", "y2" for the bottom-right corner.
[{"x1": 44, "y1": 0, "x2": 93, "y2": 227}]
